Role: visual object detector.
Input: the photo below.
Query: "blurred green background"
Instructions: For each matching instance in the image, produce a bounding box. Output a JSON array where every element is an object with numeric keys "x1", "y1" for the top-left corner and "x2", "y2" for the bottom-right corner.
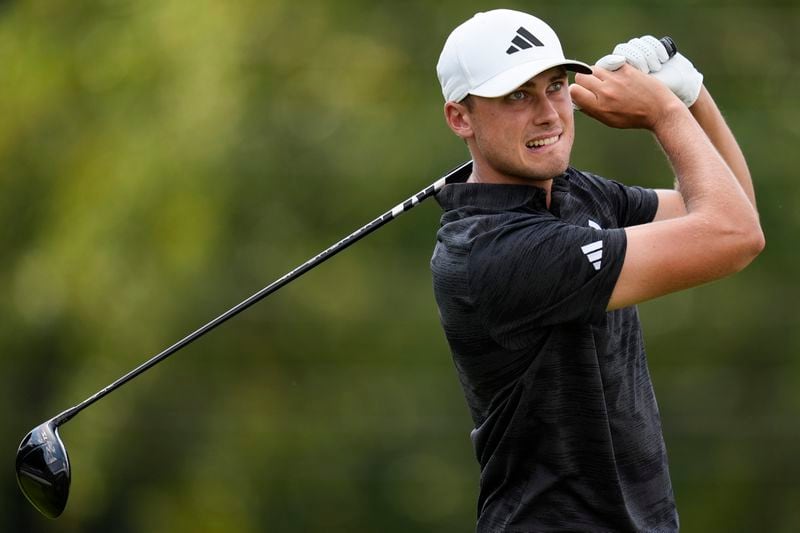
[{"x1": 2, "y1": 0, "x2": 798, "y2": 531}]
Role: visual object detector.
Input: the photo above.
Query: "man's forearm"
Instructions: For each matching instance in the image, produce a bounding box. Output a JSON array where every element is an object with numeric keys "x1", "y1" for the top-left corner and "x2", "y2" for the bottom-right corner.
[
  {"x1": 689, "y1": 86, "x2": 758, "y2": 210},
  {"x1": 654, "y1": 100, "x2": 749, "y2": 220}
]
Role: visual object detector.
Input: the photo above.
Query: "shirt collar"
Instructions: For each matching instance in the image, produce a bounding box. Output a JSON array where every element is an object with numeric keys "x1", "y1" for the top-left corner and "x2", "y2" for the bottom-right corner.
[{"x1": 435, "y1": 168, "x2": 573, "y2": 211}]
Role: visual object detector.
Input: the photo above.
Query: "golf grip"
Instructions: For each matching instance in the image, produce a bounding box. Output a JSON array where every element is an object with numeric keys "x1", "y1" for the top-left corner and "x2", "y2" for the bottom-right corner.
[
  {"x1": 52, "y1": 159, "x2": 475, "y2": 425},
  {"x1": 52, "y1": 35, "x2": 678, "y2": 426},
  {"x1": 660, "y1": 36, "x2": 677, "y2": 57}
]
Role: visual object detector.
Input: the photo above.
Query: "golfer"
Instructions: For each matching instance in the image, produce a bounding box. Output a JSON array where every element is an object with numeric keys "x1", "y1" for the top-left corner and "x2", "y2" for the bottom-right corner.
[{"x1": 431, "y1": 9, "x2": 763, "y2": 532}]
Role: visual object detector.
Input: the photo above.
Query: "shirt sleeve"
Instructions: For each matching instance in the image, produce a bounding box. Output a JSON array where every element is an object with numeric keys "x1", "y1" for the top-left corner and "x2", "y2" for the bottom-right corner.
[
  {"x1": 468, "y1": 217, "x2": 626, "y2": 350},
  {"x1": 603, "y1": 178, "x2": 658, "y2": 227}
]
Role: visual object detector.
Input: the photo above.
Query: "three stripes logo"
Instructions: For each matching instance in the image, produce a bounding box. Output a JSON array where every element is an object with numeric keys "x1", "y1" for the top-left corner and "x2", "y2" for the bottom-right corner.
[
  {"x1": 582, "y1": 220, "x2": 603, "y2": 271},
  {"x1": 506, "y1": 26, "x2": 544, "y2": 55}
]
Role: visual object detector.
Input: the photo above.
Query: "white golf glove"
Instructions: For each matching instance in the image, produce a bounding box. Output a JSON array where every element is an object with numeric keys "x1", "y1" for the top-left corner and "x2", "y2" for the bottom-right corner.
[{"x1": 595, "y1": 35, "x2": 704, "y2": 107}]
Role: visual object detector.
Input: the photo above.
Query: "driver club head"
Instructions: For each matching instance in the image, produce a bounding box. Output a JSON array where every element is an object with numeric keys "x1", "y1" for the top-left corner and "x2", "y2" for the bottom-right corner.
[{"x1": 16, "y1": 419, "x2": 71, "y2": 519}]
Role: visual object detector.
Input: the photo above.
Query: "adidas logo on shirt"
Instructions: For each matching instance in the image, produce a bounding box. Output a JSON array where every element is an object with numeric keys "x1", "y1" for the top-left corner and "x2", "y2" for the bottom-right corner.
[
  {"x1": 582, "y1": 219, "x2": 603, "y2": 271},
  {"x1": 582, "y1": 241, "x2": 603, "y2": 271},
  {"x1": 506, "y1": 26, "x2": 544, "y2": 55}
]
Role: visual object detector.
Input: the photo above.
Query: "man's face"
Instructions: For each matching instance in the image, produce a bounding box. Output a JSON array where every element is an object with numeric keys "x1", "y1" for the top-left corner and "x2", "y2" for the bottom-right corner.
[{"x1": 455, "y1": 67, "x2": 575, "y2": 183}]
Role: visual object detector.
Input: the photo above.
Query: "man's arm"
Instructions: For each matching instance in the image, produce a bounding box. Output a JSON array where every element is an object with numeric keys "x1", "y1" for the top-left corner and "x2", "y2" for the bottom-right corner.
[
  {"x1": 570, "y1": 65, "x2": 764, "y2": 310},
  {"x1": 655, "y1": 85, "x2": 758, "y2": 221}
]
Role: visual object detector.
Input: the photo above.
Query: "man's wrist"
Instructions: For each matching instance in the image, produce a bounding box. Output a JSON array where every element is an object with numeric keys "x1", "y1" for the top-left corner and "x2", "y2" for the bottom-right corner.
[
  {"x1": 650, "y1": 98, "x2": 695, "y2": 137},
  {"x1": 688, "y1": 86, "x2": 712, "y2": 115}
]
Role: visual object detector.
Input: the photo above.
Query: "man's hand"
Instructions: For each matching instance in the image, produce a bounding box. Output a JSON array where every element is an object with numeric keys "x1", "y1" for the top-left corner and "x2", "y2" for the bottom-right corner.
[
  {"x1": 595, "y1": 36, "x2": 703, "y2": 107},
  {"x1": 569, "y1": 64, "x2": 682, "y2": 131}
]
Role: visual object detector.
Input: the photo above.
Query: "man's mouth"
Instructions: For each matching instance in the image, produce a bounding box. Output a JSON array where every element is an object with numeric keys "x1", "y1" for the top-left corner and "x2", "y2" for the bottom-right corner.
[{"x1": 525, "y1": 134, "x2": 560, "y2": 149}]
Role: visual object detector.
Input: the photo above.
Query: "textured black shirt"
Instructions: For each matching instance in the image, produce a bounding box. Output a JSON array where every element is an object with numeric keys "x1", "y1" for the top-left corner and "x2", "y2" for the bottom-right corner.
[{"x1": 430, "y1": 167, "x2": 678, "y2": 532}]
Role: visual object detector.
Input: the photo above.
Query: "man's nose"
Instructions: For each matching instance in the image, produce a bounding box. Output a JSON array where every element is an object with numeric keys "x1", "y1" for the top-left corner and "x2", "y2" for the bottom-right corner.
[{"x1": 531, "y1": 96, "x2": 559, "y2": 124}]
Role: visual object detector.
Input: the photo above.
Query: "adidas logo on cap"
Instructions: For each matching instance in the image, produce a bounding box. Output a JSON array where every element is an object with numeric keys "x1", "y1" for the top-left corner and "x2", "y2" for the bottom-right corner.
[{"x1": 506, "y1": 26, "x2": 544, "y2": 55}]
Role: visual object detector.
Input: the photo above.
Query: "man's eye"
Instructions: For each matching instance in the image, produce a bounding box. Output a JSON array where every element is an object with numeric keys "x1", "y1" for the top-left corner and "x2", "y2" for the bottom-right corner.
[
  {"x1": 549, "y1": 81, "x2": 564, "y2": 92},
  {"x1": 508, "y1": 91, "x2": 526, "y2": 101}
]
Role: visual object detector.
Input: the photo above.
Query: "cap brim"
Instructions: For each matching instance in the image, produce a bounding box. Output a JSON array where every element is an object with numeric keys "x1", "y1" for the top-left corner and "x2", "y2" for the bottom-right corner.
[{"x1": 469, "y1": 59, "x2": 592, "y2": 98}]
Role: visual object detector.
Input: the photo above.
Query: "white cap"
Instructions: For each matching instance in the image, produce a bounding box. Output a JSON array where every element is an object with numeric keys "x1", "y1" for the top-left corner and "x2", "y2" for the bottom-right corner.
[{"x1": 437, "y1": 9, "x2": 591, "y2": 102}]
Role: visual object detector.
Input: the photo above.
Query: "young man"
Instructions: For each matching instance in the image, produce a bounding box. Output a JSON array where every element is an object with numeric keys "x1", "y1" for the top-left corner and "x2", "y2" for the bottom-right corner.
[{"x1": 431, "y1": 9, "x2": 763, "y2": 532}]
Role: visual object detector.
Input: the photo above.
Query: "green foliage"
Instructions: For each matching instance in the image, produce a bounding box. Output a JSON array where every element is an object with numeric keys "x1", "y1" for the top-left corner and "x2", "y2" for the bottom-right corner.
[{"x1": 2, "y1": 1, "x2": 798, "y2": 531}]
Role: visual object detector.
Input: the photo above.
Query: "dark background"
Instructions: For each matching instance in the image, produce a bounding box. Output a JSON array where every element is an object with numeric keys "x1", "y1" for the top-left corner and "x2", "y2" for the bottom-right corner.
[{"x1": 2, "y1": 1, "x2": 798, "y2": 531}]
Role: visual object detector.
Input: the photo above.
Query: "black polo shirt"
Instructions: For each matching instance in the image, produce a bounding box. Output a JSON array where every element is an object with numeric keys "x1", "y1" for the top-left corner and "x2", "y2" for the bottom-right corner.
[{"x1": 431, "y1": 167, "x2": 678, "y2": 532}]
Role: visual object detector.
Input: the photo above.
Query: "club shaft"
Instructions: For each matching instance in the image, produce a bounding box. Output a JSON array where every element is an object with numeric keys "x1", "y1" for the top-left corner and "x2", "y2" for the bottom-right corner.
[{"x1": 53, "y1": 160, "x2": 473, "y2": 427}]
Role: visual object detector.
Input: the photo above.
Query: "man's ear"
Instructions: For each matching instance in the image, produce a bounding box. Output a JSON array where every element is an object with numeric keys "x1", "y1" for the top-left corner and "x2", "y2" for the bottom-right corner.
[{"x1": 444, "y1": 101, "x2": 474, "y2": 140}]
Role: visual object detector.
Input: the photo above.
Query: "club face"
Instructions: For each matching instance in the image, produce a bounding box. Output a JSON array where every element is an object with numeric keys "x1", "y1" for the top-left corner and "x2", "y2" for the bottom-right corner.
[{"x1": 16, "y1": 420, "x2": 71, "y2": 519}]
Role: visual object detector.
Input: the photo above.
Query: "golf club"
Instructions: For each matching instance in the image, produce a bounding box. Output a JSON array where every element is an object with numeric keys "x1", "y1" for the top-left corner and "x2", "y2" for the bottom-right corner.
[{"x1": 15, "y1": 159, "x2": 473, "y2": 518}]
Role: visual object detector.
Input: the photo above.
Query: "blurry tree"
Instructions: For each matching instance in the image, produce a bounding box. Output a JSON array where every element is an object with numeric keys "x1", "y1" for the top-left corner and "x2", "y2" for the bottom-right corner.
[{"x1": 1, "y1": 0, "x2": 798, "y2": 532}]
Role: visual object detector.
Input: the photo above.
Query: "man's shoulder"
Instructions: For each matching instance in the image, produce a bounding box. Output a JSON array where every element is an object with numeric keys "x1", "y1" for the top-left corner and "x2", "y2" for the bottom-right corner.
[{"x1": 566, "y1": 166, "x2": 618, "y2": 191}]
